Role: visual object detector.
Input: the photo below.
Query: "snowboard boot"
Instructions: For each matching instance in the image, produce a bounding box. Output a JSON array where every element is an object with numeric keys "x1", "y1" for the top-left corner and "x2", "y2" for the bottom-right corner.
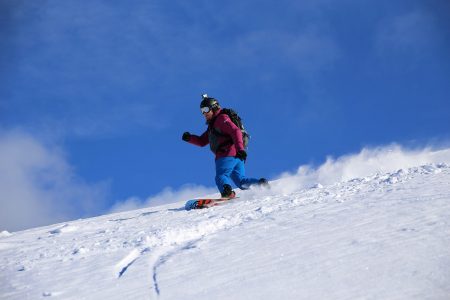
[
  {"x1": 221, "y1": 184, "x2": 236, "y2": 199},
  {"x1": 258, "y1": 178, "x2": 270, "y2": 188}
]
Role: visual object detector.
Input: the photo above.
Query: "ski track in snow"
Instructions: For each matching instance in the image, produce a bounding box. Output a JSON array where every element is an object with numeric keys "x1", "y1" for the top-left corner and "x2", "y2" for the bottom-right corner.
[
  {"x1": 1, "y1": 163, "x2": 449, "y2": 299},
  {"x1": 150, "y1": 240, "x2": 200, "y2": 296}
]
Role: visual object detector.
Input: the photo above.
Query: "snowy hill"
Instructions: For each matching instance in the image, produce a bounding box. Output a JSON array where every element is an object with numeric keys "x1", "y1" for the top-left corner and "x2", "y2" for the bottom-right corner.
[{"x1": 1, "y1": 159, "x2": 450, "y2": 299}]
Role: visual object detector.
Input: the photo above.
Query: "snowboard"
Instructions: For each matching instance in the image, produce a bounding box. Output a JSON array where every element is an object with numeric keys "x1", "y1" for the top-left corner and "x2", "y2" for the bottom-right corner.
[{"x1": 185, "y1": 197, "x2": 239, "y2": 211}]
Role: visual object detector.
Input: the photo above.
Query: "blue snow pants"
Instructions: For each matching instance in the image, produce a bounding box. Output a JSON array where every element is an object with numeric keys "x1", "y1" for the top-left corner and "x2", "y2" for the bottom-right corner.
[{"x1": 215, "y1": 157, "x2": 260, "y2": 194}]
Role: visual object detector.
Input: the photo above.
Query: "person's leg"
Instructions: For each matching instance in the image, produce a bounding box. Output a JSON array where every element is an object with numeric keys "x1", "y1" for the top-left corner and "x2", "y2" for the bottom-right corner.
[
  {"x1": 231, "y1": 159, "x2": 261, "y2": 190},
  {"x1": 215, "y1": 157, "x2": 238, "y2": 194}
]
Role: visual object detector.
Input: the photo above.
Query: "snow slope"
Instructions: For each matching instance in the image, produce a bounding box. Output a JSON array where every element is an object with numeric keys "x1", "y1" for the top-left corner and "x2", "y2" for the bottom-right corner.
[{"x1": 1, "y1": 163, "x2": 450, "y2": 299}]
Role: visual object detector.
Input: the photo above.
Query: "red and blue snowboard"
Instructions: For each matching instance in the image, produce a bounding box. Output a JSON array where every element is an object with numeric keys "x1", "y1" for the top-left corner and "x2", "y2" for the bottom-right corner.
[{"x1": 185, "y1": 197, "x2": 239, "y2": 211}]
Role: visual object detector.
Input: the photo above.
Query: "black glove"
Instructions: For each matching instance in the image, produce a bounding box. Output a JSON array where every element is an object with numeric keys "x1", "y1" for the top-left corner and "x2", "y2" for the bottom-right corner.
[
  {"x1": 182, "y1": 132, "x2": 191, "y2": 142},
  {"x1": 235, "y1": 150, "x2": 247, "y2": 162}
]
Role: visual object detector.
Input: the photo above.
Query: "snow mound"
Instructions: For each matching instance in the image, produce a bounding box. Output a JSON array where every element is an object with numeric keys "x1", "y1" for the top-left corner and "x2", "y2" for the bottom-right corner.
[{"x1": 0, "y1": 231, "x2": 12, "y2": 238}]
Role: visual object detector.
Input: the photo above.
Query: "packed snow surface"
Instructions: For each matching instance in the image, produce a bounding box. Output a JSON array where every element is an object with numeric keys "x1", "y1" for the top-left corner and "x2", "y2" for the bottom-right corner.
[{"x1": 1, "y1": 163, "x2": 450, "y2": 299}]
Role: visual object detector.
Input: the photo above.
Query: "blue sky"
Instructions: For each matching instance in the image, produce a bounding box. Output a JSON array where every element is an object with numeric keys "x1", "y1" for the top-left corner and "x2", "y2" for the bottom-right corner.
[{"x1": 1, "y1": 0, "x2": 449, "y2": 231}]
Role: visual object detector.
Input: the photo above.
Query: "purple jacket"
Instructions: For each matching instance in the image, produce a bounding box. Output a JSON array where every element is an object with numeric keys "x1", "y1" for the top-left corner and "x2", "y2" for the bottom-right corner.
[{"x1": 188, "y1": 109, "x2": 245, "y2": 159}]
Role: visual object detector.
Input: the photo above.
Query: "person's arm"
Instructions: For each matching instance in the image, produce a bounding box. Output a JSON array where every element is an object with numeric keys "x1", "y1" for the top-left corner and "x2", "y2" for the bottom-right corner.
[{"x1": 182, "y1": 130, "x2": 209, "y2": 147}]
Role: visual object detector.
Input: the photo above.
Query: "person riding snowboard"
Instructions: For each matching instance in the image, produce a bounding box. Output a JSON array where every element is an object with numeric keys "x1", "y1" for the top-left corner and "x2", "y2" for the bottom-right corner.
[{"x1": 182, "y1": 94, "x2": 268, "y2": 198}]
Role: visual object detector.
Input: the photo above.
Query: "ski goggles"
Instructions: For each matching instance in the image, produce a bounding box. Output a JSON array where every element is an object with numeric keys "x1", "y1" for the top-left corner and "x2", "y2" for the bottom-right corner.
[{"x1": 200, "y1": 106, "x2": 211, "y2": 114}]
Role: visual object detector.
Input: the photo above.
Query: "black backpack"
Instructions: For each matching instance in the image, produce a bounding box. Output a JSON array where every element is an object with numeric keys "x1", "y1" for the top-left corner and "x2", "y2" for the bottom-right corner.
[{"x1": 211, "y1": 108, "x2": 250, "y2": 149}]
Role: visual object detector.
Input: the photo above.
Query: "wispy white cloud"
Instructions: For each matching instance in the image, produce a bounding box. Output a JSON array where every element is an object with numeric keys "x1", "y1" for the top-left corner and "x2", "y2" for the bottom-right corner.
[
  {"x1": 35, "y1": 100, "x2": 169, "y2": 139},
  {"x1": 231, "y1": 27, "x2": 339, "y2": 78},
  {"x1": 375, "y1": 10, "x2": 439, "y2": 59},
  {"x1": 0, "y1": 129, "x2": 110, "y2": 232}
]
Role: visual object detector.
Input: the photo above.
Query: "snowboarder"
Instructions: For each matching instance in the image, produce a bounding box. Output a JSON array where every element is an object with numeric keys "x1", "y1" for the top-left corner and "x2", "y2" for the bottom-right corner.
[
  {"x1": 182, "y1": 94, "x2": 269, "y2": 198},
  {"x1": 182, "y1": 94, "x2": 268, "y2": 198}
]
